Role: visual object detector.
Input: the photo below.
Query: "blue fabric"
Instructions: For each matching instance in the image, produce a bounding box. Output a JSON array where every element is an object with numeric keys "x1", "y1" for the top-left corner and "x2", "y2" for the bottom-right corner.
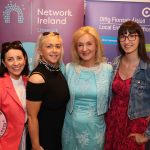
[
  {"x1": 65, "y1": 63, "x2": 113, "y2": 115},
  {"x1": 62, "y1": 63, "x2": 112, "y2": 150},
  {"x1": 60, "y1": 61, "x2": 65, "y2": 75}
]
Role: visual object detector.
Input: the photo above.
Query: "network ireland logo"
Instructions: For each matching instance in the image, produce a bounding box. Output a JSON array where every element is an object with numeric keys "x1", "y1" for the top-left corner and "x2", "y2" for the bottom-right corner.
[{"x1": 3, "y1": 1, "x2": 25, "y2": 23}]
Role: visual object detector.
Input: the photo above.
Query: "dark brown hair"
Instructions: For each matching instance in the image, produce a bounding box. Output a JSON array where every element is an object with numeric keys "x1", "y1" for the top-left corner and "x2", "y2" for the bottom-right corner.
[
  {"x1": 118, "y1": 20, "x2": 150, "y2": 62},
  {"x1": 0, "y1": 41, "x2": 29, "y2": 77}
]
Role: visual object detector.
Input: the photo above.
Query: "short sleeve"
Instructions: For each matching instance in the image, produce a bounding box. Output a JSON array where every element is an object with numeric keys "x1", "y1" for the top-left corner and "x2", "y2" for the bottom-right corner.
[{"x1": 26, "y1": 81, "x2": 45, "y2": 101}]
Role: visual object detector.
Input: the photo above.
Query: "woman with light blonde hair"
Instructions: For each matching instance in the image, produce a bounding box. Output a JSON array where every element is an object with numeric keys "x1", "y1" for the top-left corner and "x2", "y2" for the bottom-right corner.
[
  {"x1": 26, "y1": 32, "x2": 70, "y2": 150},
  {"x1": 34, "y1": 32, "x2": 64, "y2": 67},
  {"x1": 62, "y1": 26, "x2": 112, "y2": 150},
  {"x1": 71, "y1": 26, "x2": 105, "y2": 64}
]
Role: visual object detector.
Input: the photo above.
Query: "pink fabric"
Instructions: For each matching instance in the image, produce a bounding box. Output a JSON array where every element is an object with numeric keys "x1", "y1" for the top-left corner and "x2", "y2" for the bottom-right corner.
[{"x1": 0, "y1": 74, "x2": 27, "y2": 150}]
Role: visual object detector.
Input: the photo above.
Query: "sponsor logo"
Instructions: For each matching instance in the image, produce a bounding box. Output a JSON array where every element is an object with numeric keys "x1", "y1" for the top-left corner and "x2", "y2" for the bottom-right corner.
[{"x1": 142, "y1": 7, "x2": 150, "y2": 18}]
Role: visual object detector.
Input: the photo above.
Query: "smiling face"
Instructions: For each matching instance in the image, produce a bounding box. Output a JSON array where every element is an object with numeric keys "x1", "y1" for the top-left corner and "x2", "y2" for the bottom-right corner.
[
  {"x1": 40, "y1": 36, "x2": 62, "y2": 65},
  {"x1": 3, "y1": 49, "x2": 26, "y2": 79},
  {"x1": 76, "y1": 33, "x2": 97, "y2": 67},
  {"x1": 119, "y1": 31, "x2": 139, "y2": 55}
]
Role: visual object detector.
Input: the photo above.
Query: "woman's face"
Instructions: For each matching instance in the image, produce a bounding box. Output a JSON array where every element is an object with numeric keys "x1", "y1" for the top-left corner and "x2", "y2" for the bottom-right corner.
[
  {"x1": 119, "y1": 31, "x2": 139, "y2": 55},
  {"x1": 40, "y1": 36, "x2": 62, "y2": 65},
  {"x1": 77, "y1": 33, "x2": 97, "y2": 66},
  {"x1": 3, "y1": 49, "x2": 26, "y2": 79}
]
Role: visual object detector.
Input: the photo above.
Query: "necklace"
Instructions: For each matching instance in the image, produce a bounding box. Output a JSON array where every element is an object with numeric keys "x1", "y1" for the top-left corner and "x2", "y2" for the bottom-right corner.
[{"x1": 39, "y1": 59, "x2": 60, "y2": 72}]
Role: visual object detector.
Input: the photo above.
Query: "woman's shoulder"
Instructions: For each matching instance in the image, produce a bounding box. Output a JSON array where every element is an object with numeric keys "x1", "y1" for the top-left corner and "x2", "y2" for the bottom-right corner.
[
  {"x1": 100, "y1": 62, "x2": 113, "y2": 71},
  {"x1": 0, "y1": 77, "x2": 5, "y2": 87},
  {"x1": 0, "y1": 76, "x2": 4, "y2": 82},
  {"x1": 28, "y1": 74, "x2": 45, "y2": 84},
  {"x1": 66, "y1": 62, "x2": 75, "y2": 67},
  {"x1": 144, "y1": 61, "x2": 150, "y2": 80},
  {"x1": 66, "y1": 62, "x2": 77, "y2": 71},
  {"x1": 112, "y1": 56, "x2": 121, "y2": 64},
  {"x1": 0, "y1": 74, "x2": 10, "y2": 83},
  {"x1": 147, "y1": 61, "x2": 150, "y2": 69},
  {"x1": 29, "y1": 66, "x2": 45, "y2": 83},
  {"x1": 0, "y1": 75, "x2": 10, "y2": 93},
  {"x1": 31, "y1": 63, "x2": 42, "y2": 73}
]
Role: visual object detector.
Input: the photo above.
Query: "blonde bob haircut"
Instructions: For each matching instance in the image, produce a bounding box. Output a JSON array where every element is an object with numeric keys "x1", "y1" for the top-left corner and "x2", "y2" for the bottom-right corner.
[
  {"x1": 34, "y1": 32, "x2": 64, "y2": 67},
  {"x1": 71, "y1": 26, "x2": 105, "y2": 64}
]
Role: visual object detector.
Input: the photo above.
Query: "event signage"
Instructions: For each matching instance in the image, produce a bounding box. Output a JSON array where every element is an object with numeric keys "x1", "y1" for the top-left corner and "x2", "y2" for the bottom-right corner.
[
  {"x1": 85, "y1": 0, "x2": 150, "y2": 62},
  {"x1": 0, "y1": 0, "x2": 84, "y2": 69}
]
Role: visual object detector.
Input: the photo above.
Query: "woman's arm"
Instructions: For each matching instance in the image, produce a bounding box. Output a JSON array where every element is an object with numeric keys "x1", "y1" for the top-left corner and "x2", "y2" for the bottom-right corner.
[
  {"x1": 27, "y1": 100, "x2": 42, "y2": 150},
  {"x1": 26, "y1": 74, "x2": 45, "y2": 150}
]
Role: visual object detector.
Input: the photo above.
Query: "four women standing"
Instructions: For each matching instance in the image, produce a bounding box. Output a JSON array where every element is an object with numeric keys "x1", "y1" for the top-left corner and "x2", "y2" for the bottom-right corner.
[{"x1": 0, "y1": 21, "x2": 149, "y2": 150}]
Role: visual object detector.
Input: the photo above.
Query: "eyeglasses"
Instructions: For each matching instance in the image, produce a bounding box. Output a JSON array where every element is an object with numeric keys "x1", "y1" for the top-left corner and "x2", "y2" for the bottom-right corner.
[
  {"x1": 42, "y1": 32, "x2": 60, "y2": 36},
  {"x1": 119, "y1": 34, "x2": 139, "y2": 42},
  {"x1": 2, "y1": 41, "x2": 23, "y2": 50}
]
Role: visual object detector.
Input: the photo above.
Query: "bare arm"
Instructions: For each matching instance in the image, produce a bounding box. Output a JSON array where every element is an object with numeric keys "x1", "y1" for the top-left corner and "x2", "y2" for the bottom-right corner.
[
  {"x1": 26, "y1": 74, "x2": 45, "y2": 150},
  {"x1": 27, "y1": 100, "x2": 42, "y2": 150}
]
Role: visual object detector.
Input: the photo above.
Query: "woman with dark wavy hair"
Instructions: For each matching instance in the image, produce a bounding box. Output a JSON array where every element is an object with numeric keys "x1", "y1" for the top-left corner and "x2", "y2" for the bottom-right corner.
[
  {"x1": 0, "y1": 41, "x2": 29, "y2": 150},
  {"x1": 105, "y1": 21, "x2": 150, "y2": 150}
]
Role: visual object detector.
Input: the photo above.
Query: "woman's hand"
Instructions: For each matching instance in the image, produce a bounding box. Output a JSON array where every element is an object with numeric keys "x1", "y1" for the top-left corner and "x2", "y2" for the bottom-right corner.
[
  {"x1": 128, "y1": 133, "x2": 149, "y2": 145},
  {"x1": 146, "y1": 115, "x2": 150, "y2": 122},
  {"x1": 32, "y1": 146, "x2": 44, "y2": 150},
  {"x1": 40, "y1": 146, "x2": 44, "y2": 150}
]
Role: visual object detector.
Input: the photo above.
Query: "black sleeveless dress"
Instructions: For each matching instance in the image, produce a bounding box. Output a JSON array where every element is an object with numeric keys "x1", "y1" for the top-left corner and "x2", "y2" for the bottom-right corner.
[{"x1": 26, "y1": 63, "x2": 70, "y2": 150}]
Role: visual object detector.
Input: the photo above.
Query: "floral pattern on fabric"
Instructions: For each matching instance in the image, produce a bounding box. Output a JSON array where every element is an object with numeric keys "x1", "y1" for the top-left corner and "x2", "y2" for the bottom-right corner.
[
  {"x1": 104, "y1": 71, "x2": 148, "y2": 150},
  {"x1": 62, "y1": 70, "x2": 105, "y2": 150}
]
